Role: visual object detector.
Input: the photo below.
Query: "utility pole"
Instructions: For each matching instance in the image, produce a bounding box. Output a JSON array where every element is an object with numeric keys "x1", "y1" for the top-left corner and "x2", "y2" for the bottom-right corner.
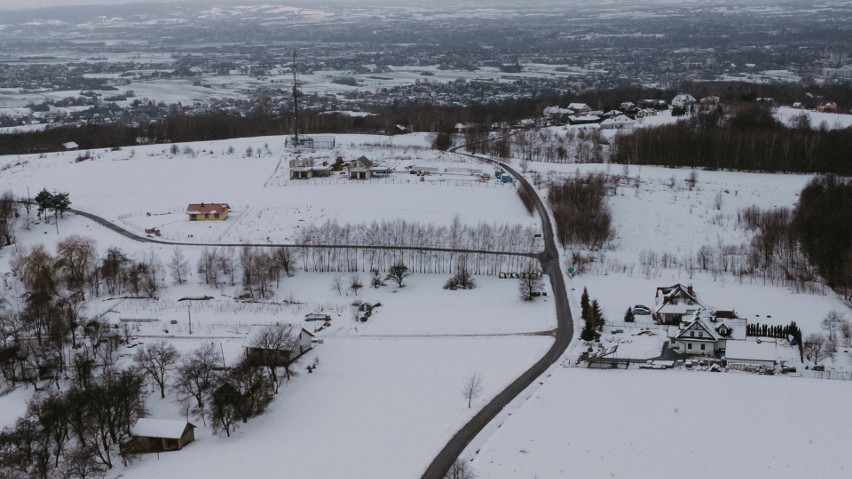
[{"x1": 187, "y1": 303, "x2": 192, "y2": 335}]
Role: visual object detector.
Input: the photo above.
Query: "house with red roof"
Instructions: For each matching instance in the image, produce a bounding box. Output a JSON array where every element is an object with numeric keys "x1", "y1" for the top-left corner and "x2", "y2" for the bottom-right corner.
[{"x1": 186, "y1": 202, "x2": 230, "y2": 221}]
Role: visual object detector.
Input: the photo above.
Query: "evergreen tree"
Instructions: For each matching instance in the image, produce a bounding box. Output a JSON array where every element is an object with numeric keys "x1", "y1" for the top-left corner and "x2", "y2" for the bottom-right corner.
[
  {"x1": 580, "y1": 320, "x2": 598, "y2": 341},
  {"x1": 580, "y1": 287, "x2": 591, "y2": 323},
  {"x1": 591, "y1": 299, "x2": 605, "y2": 330},
  {"x1": 624, "y1": 307, "x2": 635, "y2": 323}
]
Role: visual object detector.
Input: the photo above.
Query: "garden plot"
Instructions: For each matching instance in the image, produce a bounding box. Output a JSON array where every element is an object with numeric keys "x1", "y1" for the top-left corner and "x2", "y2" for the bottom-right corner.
[
  {"x1": 105, "y1": 272, "x2": 556, "y2": 340},
  {"x1": 469, "y1": 368, "x2": 852, "y2": 479}
]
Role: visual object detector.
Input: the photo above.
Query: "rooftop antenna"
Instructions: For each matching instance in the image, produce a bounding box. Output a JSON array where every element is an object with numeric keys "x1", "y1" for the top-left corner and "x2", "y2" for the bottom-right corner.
[{"x1": 292, "y1": 49, "x2": 302, "y2": 146}]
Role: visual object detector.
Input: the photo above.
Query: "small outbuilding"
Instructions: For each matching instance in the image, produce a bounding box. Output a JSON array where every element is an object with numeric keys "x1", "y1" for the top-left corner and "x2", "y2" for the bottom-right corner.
[
  {"x1": 126, "y1": 419, "x2": 196, "y2": 453},
  {"x1": 725, "y1": 340, "x2": 779, "y2": 369},
  {"x1": 243, "y1": 324, "x2": 315, "y2": 366}
]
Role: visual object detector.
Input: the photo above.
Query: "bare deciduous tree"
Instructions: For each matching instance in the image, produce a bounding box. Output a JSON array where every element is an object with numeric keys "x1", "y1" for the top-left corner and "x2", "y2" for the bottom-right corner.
[
  {"x1": 169, "y1": 247, "x2": 189, "y2": 285},
  {"x1": 386, "y1": 262, "x2": 411, "y2": 288},
  {"x1": 349, "y1": 274, "x2": 363, "y2": 296},
  {"x1": 445, "y1": 458, "x2": 477, "y2": 479},
  {"x1": 174, "y1": 343, "x2": 222, "y2": 411},
  {"x1": 462, "y1": 373, "x2": 483, "y2": 409},
  {"x1": 804, "y1": 334, "x2": 829, "y2": 366},
  {"x1": 134, "y1": 341, "x2": 180, "y2": 399},
  {"x1": 330, "y1": 275, "x2": 344, "y2": 295},
  {"x1": 518, "y1": 265, "x2": 543, "y2": 301},
  {"x1": 248, "y1": 324, "x2": 298, "y2": 393},
  {"x1": 822, "y1": 311, "x2": 846, "y2": 353}
]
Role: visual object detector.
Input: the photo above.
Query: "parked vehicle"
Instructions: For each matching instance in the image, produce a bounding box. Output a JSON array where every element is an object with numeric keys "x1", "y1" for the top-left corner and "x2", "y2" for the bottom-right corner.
[{"x1": 633, "y1": 305, "x2": 652, "y2": 315}]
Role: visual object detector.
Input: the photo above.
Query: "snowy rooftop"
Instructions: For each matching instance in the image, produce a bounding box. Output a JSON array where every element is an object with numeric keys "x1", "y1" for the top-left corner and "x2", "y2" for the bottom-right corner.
[
  {"x1": 725, "y1": 340, "x2": 781, "y2": 362},
  {"x1": 132, "y1": 418, "x2": 193, "y2": 439},
  {"x1": 185, "y1": 202, "x2": 230, "y2": 215}
]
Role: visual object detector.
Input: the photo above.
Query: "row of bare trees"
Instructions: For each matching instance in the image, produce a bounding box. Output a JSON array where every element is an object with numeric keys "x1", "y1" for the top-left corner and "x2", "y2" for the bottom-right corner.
[
  {"x1": 296, "y1": 217, "x2": 539, "y2": 254},
  {"x1": 510, "y1": 127, "x2": 605, "y2": 164}
]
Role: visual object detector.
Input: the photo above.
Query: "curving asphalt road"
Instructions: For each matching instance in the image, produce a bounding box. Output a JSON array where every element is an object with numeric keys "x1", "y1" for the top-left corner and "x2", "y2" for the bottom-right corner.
[{"x1": 419, "y1": 147, "x2": 574, "y2": 479}]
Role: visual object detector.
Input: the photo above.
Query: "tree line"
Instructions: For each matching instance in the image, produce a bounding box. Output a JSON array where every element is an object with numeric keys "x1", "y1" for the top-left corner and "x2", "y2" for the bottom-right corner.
[
  {"x1": 0, "y1": 94, "x2": 568, "y2": 156},
  {"x1": 793, "y1": 175, "x2": 852, "y2": 300},
  {"x1": 612, "y1": 104, "x2": 852, "y2": 175}
]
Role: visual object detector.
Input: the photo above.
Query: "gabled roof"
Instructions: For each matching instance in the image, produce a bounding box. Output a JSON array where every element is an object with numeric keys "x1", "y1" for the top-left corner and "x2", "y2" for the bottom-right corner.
[
  {"x1": 675, "y1": 316, "x2": 719, "y2": 341},
  {"x1": 655, "y1": 284, "x2": 703, "y2": 313},
  {"x1": 601, "y1": 115, "x2": 635, "y2": 126},
  {"x1": 352, "y1": 156, "x2": 373, "y2": 168},
  {"x1": 567, "y1": 102, "x2": 590, "y2": 111},
  {"x1": 132, "y1": 419, "x2": 195, "y2": 439},
  {"x1": 186, "y1": 203, "x2": 230, "y2": 215}
]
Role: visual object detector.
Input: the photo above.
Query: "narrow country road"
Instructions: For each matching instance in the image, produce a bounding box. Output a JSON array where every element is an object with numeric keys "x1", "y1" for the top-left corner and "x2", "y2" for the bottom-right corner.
[
  {"x1": 419, "y1": 147, "x2": 574, "y2": 479},
  {"x1": 67, "y1": 207, "x2": 538, "y2": 259}
]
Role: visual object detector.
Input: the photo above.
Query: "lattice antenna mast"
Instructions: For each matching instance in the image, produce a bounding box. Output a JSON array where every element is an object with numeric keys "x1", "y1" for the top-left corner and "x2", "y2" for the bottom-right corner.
[{"x1": 292, "y1": 50, "x2": 302, "y2": 145}]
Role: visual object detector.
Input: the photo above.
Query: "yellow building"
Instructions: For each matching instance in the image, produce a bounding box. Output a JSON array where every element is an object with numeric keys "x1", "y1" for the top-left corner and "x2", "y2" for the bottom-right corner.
[{"x1": 186, "y1": 203, "x2": 230, "y2": 221}]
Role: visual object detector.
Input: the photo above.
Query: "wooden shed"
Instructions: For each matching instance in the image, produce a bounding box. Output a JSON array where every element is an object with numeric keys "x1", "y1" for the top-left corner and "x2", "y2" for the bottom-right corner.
[{"x1": 126, "y1": 419, "x2": 196, "y2": 453}]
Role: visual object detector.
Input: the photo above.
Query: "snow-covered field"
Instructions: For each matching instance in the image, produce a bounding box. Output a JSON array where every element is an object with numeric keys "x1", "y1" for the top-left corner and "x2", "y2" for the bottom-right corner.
[
  {"x1": 2, "y1": 124, "x2": 851, "y2": 479},
  {"x1": 470, "y1": 368, "x2": 852, "y2": 479},
  {"x1": 775, "y1": 106, "x2": 852, "y2": 130},
  {"x1": 0, "y1": 132, "x2": 555, "y2": 479},
  {"x1": 0, "y1": 133, "x2": 536, "y2": 243}
]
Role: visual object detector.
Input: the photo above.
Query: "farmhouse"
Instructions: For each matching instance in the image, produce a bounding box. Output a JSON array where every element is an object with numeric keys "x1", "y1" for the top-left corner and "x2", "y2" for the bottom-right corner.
[
  {"x1": 348, "y1": 156, "x2": 374, "y2": 180},
  {"x1": 817, "y1": 101, "x2": 838, "y2": 113},
  {"x1": 125, "y1": 419, "x2": 196, "y2": 453},
  {"x1": 566, "y1": 102, "x2": 591, "y2": 114},
  {"x1": 600, "y1": 114, "x2": 635, "y2": 129},
  {"x1": 671, "y1": 93, "x2": 696, "y2": 109},
  {"x1": 653, "y1": 284, "x2": 704, "y2": 324},
  {"x1": 243, "y1": 324, "x2": 315, "y2": 366},
  {"x1": 567, "y1": 115, "x2": 601, "y2": 125},
  {"x1": 348, "y1": 156, "x2": 391, "y2": 180},
  {"x1": 186, "y1": 202, "x2": 230, "y2": 221},
  {"x1": 289, "y1": 158, "x2": 332, "y2": 180},
  {"x1": 667, "y1": 310, "x2": 746, "y2": 356}
]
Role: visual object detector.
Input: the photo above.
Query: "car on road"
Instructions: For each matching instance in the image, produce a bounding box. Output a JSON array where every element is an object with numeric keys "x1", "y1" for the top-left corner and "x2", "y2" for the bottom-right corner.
[{"x1": 633, "y1": 305, "x2": 652, "y2": 315}]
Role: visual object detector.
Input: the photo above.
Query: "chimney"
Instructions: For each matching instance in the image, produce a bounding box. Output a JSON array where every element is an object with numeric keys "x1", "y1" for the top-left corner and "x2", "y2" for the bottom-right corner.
[{"x1": 687, "y1": 284, "x2": 693, "y2": 295}]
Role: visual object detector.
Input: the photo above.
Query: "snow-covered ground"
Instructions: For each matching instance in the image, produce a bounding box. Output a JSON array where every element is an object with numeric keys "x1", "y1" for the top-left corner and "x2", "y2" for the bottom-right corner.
[
  {"x1": 470, "y1": 368, "x2": 852, "y2": 479},
  {"x1": 775, "y1": 106, "x2": 852, "y2": 130},
  {"x1": 0, "y1": 133, "x2": 536, "y2": 243},
  {"x1": 0, "y1": 132, "x2": 556, "y2": 479}
]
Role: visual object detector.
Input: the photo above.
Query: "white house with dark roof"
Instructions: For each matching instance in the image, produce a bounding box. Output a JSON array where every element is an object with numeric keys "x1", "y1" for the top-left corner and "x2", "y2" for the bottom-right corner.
[
  {"x1": 668, "y1": 310, "x2": 746, "y2": 356},
  {"x1": 348, "y1": 156, "x2": 374, "y2": 180},
  {"x1": 600, "y1": 114, "x2": 636, "y2": 130}
]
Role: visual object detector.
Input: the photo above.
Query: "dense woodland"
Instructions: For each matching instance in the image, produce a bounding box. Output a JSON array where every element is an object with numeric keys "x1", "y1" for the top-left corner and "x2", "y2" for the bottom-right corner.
[
  {"x1": 794, "y1": 175, "x2": 852, "y2": 300},
  {"x1": 612, "y1": 104, "x2": 852, "y2": 175},
  {"x1": 547, "y1": 173, "x2": 613, "y2": 250}
]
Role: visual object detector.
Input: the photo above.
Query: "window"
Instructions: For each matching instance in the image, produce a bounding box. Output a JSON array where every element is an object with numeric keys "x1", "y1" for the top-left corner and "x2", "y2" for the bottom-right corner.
[
  {"x1": 214, "y1": 213, "x2": 220, "y2": 219},
  {"x1": 687, "y1": 343, "x2": 693, "y2": 350},
  {"x1": 205, "y1": 213, "x2": 210, "y2": 219},
  {"x1": 701, "y1": 344, "x2": 706, "y2": 351},
  {"x1": 190, "y1": 214, "x2": 197, "y2": 221},
  {"x1": 698, "y1": 331, "x2": 703, "y2": 337},
  {"x1": 690, "y1": 331, "x2": 695, "y2": 337}
]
